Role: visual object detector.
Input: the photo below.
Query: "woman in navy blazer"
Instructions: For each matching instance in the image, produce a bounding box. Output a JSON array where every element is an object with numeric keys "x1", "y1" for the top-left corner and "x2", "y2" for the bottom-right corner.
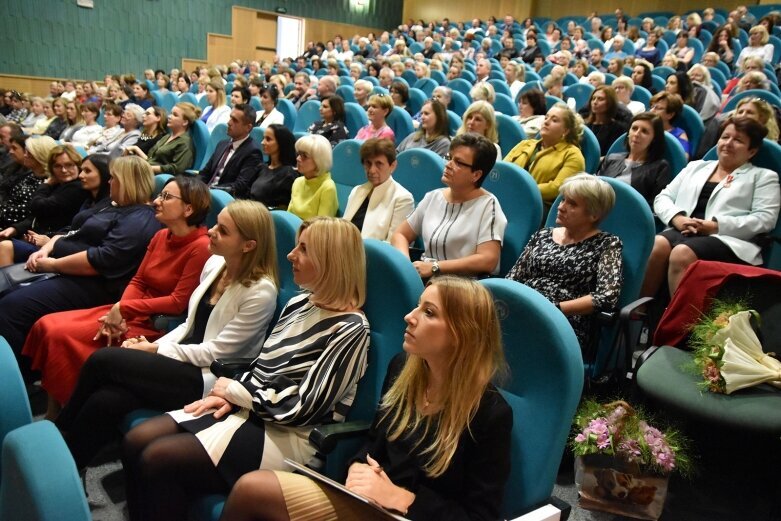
[{"x1": 643, "y1": 117, "x2": 780, "y2": 296}]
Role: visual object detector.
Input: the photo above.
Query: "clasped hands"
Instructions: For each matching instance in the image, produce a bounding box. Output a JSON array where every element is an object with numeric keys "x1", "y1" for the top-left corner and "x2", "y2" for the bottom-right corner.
[
  {"x1": 94, "y1": 303, "x2": 129, "y2": 346},
  {"x1": 346, "y1": 454, "x2": 414, "y2": 513},
  {"x1": 672, "y1": 215, "x2": 718, "y2": 236},
  {"x1": 183, "y1": 376, "x2": 234, "y2": 419}
]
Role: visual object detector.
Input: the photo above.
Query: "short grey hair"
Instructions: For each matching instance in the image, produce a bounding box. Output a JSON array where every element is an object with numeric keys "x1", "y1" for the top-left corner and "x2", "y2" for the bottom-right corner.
[
  {"x1": 295, "y1": 134, "x2": 333, "y2": 175},
  {"x1": 560, "y1": 173, "x2": 616, "y2": 222}
]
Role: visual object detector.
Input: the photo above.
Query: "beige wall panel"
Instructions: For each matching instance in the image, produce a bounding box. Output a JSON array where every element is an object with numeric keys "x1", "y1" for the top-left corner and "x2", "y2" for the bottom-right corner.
[
  {"x1": 182, "y1": 59, "x2": 209, "y2": 73},
  {"x1": 304, "y1": 19, "x2": 386, "y2": 45},
  {"x1": 404, "y1": 0, "x2": 533, "y2": 25},
  {"x1": 0, "y1": 75, "x2": 68, "y2": 97},
  {"x1": 532, "y1": 0, "x2": 747, "y2": 19}
]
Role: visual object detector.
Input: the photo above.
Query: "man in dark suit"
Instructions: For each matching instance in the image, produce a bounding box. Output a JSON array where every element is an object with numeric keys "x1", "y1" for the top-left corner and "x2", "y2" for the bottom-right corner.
[{"x1": 199, "y1": 103, "x2": 262, "y2": 198}]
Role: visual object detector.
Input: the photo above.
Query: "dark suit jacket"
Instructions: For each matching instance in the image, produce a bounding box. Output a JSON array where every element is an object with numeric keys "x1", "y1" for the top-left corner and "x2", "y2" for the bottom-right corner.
[{"x1": 199, "y1": 137, "x2": 263, "y2": 198}]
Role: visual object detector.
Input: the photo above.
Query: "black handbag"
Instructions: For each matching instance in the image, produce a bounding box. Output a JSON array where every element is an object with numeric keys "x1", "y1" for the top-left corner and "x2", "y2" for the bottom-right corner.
[{"x1": 0, "y1": 263, "x2": 58, "y2": 298}]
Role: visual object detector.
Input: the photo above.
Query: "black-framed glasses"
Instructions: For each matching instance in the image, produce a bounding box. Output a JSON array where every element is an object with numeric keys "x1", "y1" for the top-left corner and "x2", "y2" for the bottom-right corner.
[
  {"x1": 444, "y1": 153, "x2": 474, "y2": 170},
  {"x1": 157, "y1": 191, "x2": 184, "y2": 202}
]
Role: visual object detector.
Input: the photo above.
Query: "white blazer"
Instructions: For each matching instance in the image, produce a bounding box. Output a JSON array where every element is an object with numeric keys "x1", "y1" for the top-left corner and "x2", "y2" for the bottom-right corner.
[
  {"x1": 156, "y1": 255, "x2": 278, "y2": 396},
  {"x1": 342, "y1": 177, "x2": 414, "y2": 241},
  {"x1": 654, "y1": 160, "x2": 780, "y2": 265}
]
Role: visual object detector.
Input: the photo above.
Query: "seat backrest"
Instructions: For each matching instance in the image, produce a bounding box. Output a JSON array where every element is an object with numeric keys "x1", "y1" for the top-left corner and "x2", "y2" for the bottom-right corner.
[
  {"x1": 448, "y1": 89, "x2": 470, "y2": 117},
  {"x1": 479, "y1": 279, "x2": 583, "y2": 518},
  {"x1": 202, "y1": 123, "x2": 228, "y2": 170},
  {"x1": 446, "y1": 110, "x2": 462, "y2": 137},
  {"x1": 276, "y1": 98, "x2": 297, "y2": 131},
  {"x1": 293, "y1": 100, "x2": 322, "y2": 133},
  {"x1": 163, "y1": 92, "x2": 179, "y2": 113},
  {"x1": 153, "y1": 174, "x2": 174, "y2": 198},
  {"x1": 151, "y1": 90, "x2": 165, "y2": 109},
  {"x1": 606, "y1": 131, "x2": 688, "y2": 179},
  {"x1": 0, "y1": 421, "x2": 90, "y2": 521},
  {"x1": 562, "y1": 83, "x2": 595, "y2": 112},
  {"x1": 494, "y1": 92, "x2": 518, "y2": 116},
  {"x1": 386, "y1": 107, "x2": 415, "y2": 146},
  {"x1": 336, "y1": 85, "x2": 356, "y2": 104},
  {"x1": 545, "y1": 176, "x2": 655, "y2": 374},
  {"x1": 652, "y1": 65, "x2": 676, "y2": 80},
  {"x1": 673, "y1": 104, "x2": 705, "y2": 155},
  {"x1": 0, "y1": 337, "x2": 32, "y2": 487},
  {"x1": 402, "y1": 69, "x2": 418, "y2": 85},
  {"x1": 393, "y1": 148, "x2": 445, "y2": 205},
  {"x1": 630, "y1": 85, "x2": 652, "y2": 109},
  {"x1": 191, "y1": 120, "x2": 211, "y2": 170},
  {"x1": 544, "y1": 94, "x2": 564, "y2": 110},
  {"x1": 431, "y1": 70, "x2": 447, "y2": 86},
  {"x1": 495, "y1": 114, "x2": 526, "y2": 159},
  {"x1": 406, "y1": 87, "x2": 427, "y2": 116},
  {"x1": 723, "y1": 89, "x2": 781, "y2": 113},
  {"x1": 580, "y1": 125, "x2": 601, "y2": 174},
  {"x1": 179, "y1": 92, "x2": 199, "y2": 106},
  {"x1": 330, "y1": 139, "x2": 365, "y2": 214},
  {"x1": 413, "y1": 78, "x2": 437, "y2": 96},
  {"x1": 482, "y1": 161, "x2": 543, "y2": 276},
  {"x1": 270, "y1": 211, "x2": 303, "y2": 326},
  {"x1": 488, "y1": 79, "x2": 512, "y2": 97},
  {"x1": 343, "y1": 102, "x2": 368, "y2": 139},
  {"x1": 447, "y1": 78, "x2": 472, "y2": 98},
  {"x1": 206, "y1": 189, "x2": 234, "y2": 228}
]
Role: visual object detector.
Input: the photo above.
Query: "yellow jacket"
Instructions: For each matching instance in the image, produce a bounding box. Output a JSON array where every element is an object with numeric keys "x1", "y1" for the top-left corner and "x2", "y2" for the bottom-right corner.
[{"x1": 503, "y1": 139, "x2": 585, "y2": 203}]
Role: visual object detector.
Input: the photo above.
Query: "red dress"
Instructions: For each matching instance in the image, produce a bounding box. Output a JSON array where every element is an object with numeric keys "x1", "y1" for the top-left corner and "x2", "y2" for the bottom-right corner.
[{"x1": 23, "y1": 227, "x2": 211, "y2": 404}]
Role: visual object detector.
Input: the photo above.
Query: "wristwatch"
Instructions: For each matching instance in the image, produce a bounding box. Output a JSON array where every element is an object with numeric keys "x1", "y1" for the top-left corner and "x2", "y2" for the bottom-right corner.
[{"x1": 431, "y1": 261, "x2": 441, "y2": 276}]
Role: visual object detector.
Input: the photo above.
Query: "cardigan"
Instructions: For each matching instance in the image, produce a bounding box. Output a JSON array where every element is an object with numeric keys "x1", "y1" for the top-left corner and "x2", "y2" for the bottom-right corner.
[
  {"x1": 654, "y1": 160, "x2": 780, "y2": 265},
  {"x1": 11, "y1": 179, "x2": 88, "y2": 236},
  {"x1": 156, "y1": 255, "x2": 278, "y2": 396},
  {"x1": 148, "y1": 133, "x2": 195, "y2": 175},
  {"x1": 201, "y1": 104, "x2": 231, "y2": 133},
  {"x1": 396, "y1": 133, "x2": 451, "y2": 157},
  {"x1": 288, "y1": 172, "x2": 339, "y2": 220},
  {"x1": 343, "y1": 178, "x2": 414, "y2": 241},
  {"x1": 504, "y1": 139, "x2": 586, "y2": 203}
]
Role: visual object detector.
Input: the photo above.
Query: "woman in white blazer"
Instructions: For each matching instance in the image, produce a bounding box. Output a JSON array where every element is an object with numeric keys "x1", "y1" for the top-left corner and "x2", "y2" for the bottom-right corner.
[
  {"x1": 643, "y1": 117, "x2": 780, "y2": 297},
  {"x1": 343, "y1": 138, "x2": 414, "y2": 241},
  {"x1": 56, "y1": 200, "x2": 279, "y2": 470}
]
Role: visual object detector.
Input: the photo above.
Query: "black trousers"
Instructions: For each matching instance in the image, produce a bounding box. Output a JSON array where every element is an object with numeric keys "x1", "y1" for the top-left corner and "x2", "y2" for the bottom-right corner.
[{"x1": 56, "y1": 347, "x2": 204, "y2": 469}]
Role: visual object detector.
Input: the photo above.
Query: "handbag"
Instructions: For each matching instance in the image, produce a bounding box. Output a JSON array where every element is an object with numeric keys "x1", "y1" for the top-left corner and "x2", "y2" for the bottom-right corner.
[{"x1": 0, "y1": 263, "x2": 58, "y2": 298}]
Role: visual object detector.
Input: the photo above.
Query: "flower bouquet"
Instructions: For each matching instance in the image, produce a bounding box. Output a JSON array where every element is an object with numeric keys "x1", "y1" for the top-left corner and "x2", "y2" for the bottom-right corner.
[
  {"x1": 571, "y1": 399, "x2": 691, "y2": 520},
  {"x1": 690, "y1": 301, "x2": 781, "y2": 394}
]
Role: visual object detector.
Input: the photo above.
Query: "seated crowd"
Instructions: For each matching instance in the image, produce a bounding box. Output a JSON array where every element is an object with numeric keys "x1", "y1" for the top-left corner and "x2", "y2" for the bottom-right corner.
[{"x1": 0, "y1": 3, "x2": 780, "y2": 520}]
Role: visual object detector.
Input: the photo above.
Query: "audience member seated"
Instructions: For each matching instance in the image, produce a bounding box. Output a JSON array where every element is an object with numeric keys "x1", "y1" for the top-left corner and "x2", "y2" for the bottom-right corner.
[
  {"x1": 20, "y1": 96, "x2": 46, "y2": 133},
  {"x1": 390, "y1": 81, "x2": 411, "y2": 116},
  {"x1": 597, "y1": 112, "x2": 670, "y2": 208},
  {"x1": 287, "y1": 72, "x2": 314, "y2": 109},
  {"x1": 392, "y1": 133, "x2": 507, "y2": 278},
  {"x1": 397, "y1": 99, "x2": 450, "y2": 157},
  {"x1": 256, "y1": 83, "x2": 285, "y2": 129},
  {"x1": 108, "y1": 104, "x2": 144, "y2": 155},
  {"x1": 130, "y1": 106, "x2": 167, "y2": 155},
  {"x1": 24, "y1": 176, "x2": 211, "y2": 419},
  {"x1": 667, "y1": 70, "x2": 720, "y2": 122},
  {"x1": 706, "y1": 27, "x2": 736, "y2": 70},
  {"x1": 0, "y1": 145, "x2": 88, "y2": 266},
  {"x1": 458, "y1": 100, "x2": 502, "y2": 158},
  {"x1": 721, "y1": 69, "x2": 770, "y2": 110},
  {"x1": 504, "y1": 61, "x2": 526, "y2": 100},
  {"x1": 0, "y1": 135, "x2": 56, "y2": 229},
  {"x1": 506, "y1": 174, "x2": 623, "y2": 350},
  {"x1": 642, "y1": 117, "x2": 780, "y2": 298},
  {"x1": 353, "y1": 79, "x2": 373, "y2": 110},
  {"x1": 120, "y1": 216, "x2": 370, "y2": 521},
  {"x1": 308, "y1": 95, "x2": 349, "y2": 148},
  {"x1": 86, "y1": 103, "x2": 125, "y2": 155},
  {"x1": 736, "y1": 25, "x2": 775, "y2": 69},
  {"x1": 288, "y1": 134, "x2": 337, "y2": 220},
  {"x1": 732, "y1": 97, "x2": 781, "y2": 144},
  {"x1": 344, "y1": 138, "x2": 414, "y2": 241},
  {"x1": 131, "y1": 82, "x2": 154, "y2": 110},
  {"x1": 521, "y1": 32, "x2": 543, "y2": 63},
  {"x1": 635, "y1": 29, "x2": 662, "y2": 66},
  {"x1": 200, "y1": 80, "x2": 231, "y2": 133},
  {"x1": 230, "y1": 86, "x2": 251, "y2": 107},
  {"x1": 69, "y1": 102, "x2": 103, "y2": 147},
  {"x1": 220, "y1": 275, "x2": 512, "y2": 521},
  {"x1": 515, "y1": 89, "x2": 547, "y2": 137},
  {"x1": 3, "y1": 91, "x2": 29, "y2": 124},
  {"x1": 583, "y1": 86, "x2": 630, "y2": 157},
  {"x1": 315, "y1": 75, "x2": 339, "y2": 101},
  {"x1": 632, "y1": 60, "x2": 656, "y2": 93},
  {"x1": 0, "y1": 156, "x2": 161, "y2": 362},
  {"x1": 356, "y1": 93, "x2": 395, "y2": 141},
  {"x1": 125, "y1": 102, "x2": 198, "y2": 175},
  {"x1": 43, "y1": 98, "x2": 69, "y2": 140},
  {"x1": 249, "y1": 124, "x2": 299, "y2": 209},
  {"x1": 613, "y1": 76, "x2": 647, "y2": 116},
  {"x1": 57, "y1": 100, "x2": 85, "y2": 142},
  {"x1": 505, "y1": 102, "x2": 586, "y2": 209},
  {"x1": 688, "y1": 65, "x2": 723, "y2": 117},
  {"x1": 200, "y1": 104, "x2": 262, "y2": 198},
  {"x1": 650, "y1": 91, "x2": 690, "y2": 158},
  {"x1": 666, "y1": 31, "x2": 695, "y2": 69}
]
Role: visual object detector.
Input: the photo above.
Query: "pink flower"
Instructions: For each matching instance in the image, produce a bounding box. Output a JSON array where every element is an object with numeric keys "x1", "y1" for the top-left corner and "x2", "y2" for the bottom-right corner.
[{"x1": 574, "y1": 433, "x2": 587, "y2": 443}]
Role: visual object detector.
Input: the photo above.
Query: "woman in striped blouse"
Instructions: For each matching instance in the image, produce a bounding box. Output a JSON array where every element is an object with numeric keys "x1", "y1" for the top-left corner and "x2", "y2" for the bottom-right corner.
[{"x1": 121, "y1": 216, "x2": 371, "y2": 521}]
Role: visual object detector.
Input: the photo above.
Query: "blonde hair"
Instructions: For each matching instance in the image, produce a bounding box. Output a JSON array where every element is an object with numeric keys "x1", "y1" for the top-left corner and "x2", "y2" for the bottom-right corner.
[
  {"x1": 368, "y1": 93, "x2": 394, "y2": 114},
  {"x1": 26, "y1": 136, "x2": 58, "y2": 174},
  {"x1": 225, "y1": 200, "x2": 279, "y2": 288},
  {"x1": 459, "y1": 100, "x2": 499, "y2": 143},
  {"x1": 560, "y1": 173, "x2": 616, "y2": 222},
  {"x1": 749, "y1": 25, "x2": 770, "y2": 45},
  {"x1": 550, "y1": 102, "x2": 584, "y2": 146},
  {"x1": 175, "y1": 102, "x2": 202, "y2": 128},
  {"x1": 109, "y1": 155, "x2": 154, "y2": 205},
  {"x1": 206, "y1": 80, "x2": 226, "y2": 108},
  {"x1": 297, "y1": 217, "x2": 366, "y2": 310},
  {"x1": 687, "y1": 64, "x2": 712, "y2": 87},
  {"x1": 469, "y1": 82, "x2": 495, "y2": 103},
  {"x1": 381, "y1": 276, "x2": 506, "y2": 478},
  {"x1": 735, "y1": 97, "x2": 780, "y2": 141},
  {"x1": 295, "y1": 134, "x2": 333, "y2": 175},
  {"x1": 415, "y1": 62, "x2": 430, "y2": 78}
]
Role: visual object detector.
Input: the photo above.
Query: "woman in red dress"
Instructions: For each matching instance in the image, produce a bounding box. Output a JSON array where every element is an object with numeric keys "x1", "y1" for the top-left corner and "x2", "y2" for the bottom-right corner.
[{"x1": 23, "y1": 176, "x2": 212, "y2": 418}]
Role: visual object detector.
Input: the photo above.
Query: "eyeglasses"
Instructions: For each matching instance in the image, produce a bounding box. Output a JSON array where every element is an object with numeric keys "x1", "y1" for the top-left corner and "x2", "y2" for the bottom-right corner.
[
  {"x1": 157, "y1": 191, "x2": 184, "y2": 202},
  {"x1": 444, "y1": 153, "x2": 474, "y2": 170},
  {"x1": 53, "y1": 162, "x2": 79, "y2": 171},
  {"x1": 297, "y1": 152, "x2": 311, "y2": 160}
]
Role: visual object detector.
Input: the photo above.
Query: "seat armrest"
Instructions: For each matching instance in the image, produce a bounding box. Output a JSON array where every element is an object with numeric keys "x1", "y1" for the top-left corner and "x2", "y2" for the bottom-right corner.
[
  {"x1": 152, "y1": 313, "x2": 187, "y2": 332},
  {"x1": 633, "y1": 344, "x2": 663, "y2": 373},
  {"x1": 309, "y1": 420, "x2": 371, "y2": 455},
  {"x1": 619, "y1": 296, "x2": 654, "y2": 322},
  {"x1": 210, "y1": 357, "x2": 255, "y2": 378}
]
